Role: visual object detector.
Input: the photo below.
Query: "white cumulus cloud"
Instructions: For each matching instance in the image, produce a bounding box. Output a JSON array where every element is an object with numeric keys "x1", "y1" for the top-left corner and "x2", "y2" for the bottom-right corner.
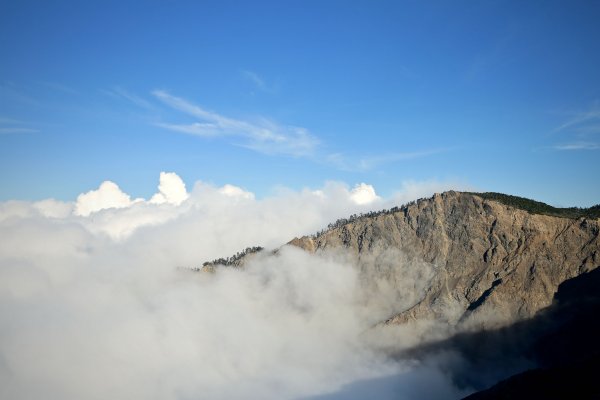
[
  {"x1": 74, "y1": 181, "x2": 134, "y2": 216},
  {"x1": 350, "y1": 183, "x2": 380, "y2": 205},
  {"x1": 149, "y1": 172, "x2": 189, "y2": 205},
  {"x1": 218, "y1": 184, "x2": 255, "y2": 200}
]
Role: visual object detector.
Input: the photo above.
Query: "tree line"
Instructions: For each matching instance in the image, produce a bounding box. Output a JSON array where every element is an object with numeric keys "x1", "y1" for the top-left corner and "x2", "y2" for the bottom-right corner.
[
  {"x1": 469, "y1": 192, "x2": 600, "y2": 219},
  {"x1": 203, "y1": 246, "x2": 265, "y2": 267}
]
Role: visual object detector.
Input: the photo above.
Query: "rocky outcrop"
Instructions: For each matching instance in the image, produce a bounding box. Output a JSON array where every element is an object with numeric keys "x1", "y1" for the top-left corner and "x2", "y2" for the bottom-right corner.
[
  {"x1": 287, "y1": 191, "x2": 600, "y2": 328},
  {"x1": 202, "y1": 191, "x2": 599, "y2": 329},
  {"x1": 398, "y1": 267, "x2": 600, "y2": 398}
]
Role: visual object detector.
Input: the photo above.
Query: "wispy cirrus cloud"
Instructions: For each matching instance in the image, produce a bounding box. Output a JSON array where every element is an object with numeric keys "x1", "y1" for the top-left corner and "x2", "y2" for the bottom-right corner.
[
  {"x1": 103, "y1": 86, "x2": 156, "y2": 110},
  {"x1": 153, "y1": 90, "x2": 319, "y2": 157},
  {"x1": 552, "y1": 107, "x2": 600, "y2": 134},
  {"x1": 40, "y1": 81, "x2": 78, "y2": 95},
  {"x1": 553, "y1": 142, "x2": 600, "y2": 151},
  {"x1": 240, "y1": 69, "x2": 279, "y2": 94},
  {"x1": 0, "y1": 117, "x2": 22, "y2": 125},
  {"x1": 0, "y1": 117, "x2": 39, "y2": 134},
  {"x1": 99, "y1": 85, "x2": 450, "y2": 167},
  {"x1": 242, "y1": 70, "x2": 267, "y2": 91},
  {"x1": 326, "y1": 148, "x2": 451, "y2": 172},
  {"x1": 0, "y1": 83, "x2": 41, "y2": 107},
  {"x1": 0, "y1": 127, "x2": 38, "y2": 134},
  {"x1": 100, "y1": 87, "x2": 450, "y2": 168},
  {"x1": 572, "y1": 124, "x2": 600, "y2": 135},
  {"x1": 551, "y1": 103, "x2": 600, "y2": 151}
]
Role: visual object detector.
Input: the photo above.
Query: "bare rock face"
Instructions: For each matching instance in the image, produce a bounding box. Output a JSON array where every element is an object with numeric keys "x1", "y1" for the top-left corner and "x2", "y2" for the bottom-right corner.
[{"x1": 287, "y1": 191, "x2": 600, "y2": 328}]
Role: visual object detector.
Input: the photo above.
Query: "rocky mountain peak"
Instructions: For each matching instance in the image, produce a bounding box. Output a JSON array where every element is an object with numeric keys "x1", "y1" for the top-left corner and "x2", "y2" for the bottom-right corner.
[
  {"x1": 204, "y1": 191, "x2": 599, "y2": 330},
  {"x1": 286, "y1": 191, "x2": 599, "y2": 328}
]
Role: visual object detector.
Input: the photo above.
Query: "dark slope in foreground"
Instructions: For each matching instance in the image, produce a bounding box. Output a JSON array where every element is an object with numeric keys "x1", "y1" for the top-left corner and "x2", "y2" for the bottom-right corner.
[{"x1": 457, "y1": 267, "x2": 600, "y2": 399}]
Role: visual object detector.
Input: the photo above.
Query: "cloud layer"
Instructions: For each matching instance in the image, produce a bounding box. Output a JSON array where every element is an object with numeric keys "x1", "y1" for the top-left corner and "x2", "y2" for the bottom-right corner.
[{"x1": 0, "y1": 173, "x2": 471, "y2": 400}]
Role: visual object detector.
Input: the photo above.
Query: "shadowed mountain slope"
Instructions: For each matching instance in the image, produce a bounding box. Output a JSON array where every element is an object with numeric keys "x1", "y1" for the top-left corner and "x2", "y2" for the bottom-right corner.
[{"x1": 452, "y1": 267, "x2": 600, "y2": 399}]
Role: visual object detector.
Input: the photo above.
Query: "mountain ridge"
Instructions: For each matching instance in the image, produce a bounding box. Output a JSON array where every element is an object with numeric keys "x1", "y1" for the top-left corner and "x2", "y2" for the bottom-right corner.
[
  {"x1": 204, "y1": 191, "x2": 599, "y2": 267},
  {"x1": 202, "y1": 191, "x2": 599, "y2": 330},
  {"x1": 289, "y1": 191, "x2": 599, "y2": 328}
]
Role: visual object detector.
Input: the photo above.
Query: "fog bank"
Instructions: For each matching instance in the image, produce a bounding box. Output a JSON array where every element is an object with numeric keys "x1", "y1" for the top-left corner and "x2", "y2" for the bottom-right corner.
[{"x1": 0, "y1": 173, "x2": 471, "y2": 399}]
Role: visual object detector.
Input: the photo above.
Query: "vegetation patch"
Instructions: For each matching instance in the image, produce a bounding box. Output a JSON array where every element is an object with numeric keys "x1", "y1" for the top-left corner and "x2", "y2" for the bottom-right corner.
[
  {"x1": 203, "y1": 246, "x2": 264, "y2": 267},
  {"x1": 468, "y1": 192, "x2": 600, "y2": 219}
]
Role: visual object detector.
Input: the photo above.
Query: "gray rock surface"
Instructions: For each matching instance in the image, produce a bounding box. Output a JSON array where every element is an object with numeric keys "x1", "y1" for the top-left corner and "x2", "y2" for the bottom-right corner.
[{"x1": 286, "y1": 191, "x2": 600, "y2": 328}]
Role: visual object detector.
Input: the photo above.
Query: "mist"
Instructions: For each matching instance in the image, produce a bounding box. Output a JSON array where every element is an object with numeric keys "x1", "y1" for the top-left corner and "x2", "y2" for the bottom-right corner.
[{"x1": 0, "y1": 173, "x2": 471, "y2": 400}]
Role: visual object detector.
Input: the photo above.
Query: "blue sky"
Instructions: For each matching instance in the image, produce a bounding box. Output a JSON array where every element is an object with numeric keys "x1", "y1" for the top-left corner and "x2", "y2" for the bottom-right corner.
[{"x1": 1, "y1": 0, "x2": 599, "y2": 206}]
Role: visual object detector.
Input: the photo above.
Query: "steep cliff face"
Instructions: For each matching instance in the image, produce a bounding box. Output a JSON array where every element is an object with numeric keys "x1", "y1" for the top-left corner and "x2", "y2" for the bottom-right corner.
[{"x1": 287, "y1": 191, "x2": 600, "y2": 328}]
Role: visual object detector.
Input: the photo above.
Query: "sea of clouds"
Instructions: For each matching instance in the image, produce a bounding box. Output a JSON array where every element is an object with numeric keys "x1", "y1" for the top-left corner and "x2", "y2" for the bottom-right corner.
[{"x1": 0, "y1": 172, "x2": 472, "y2": 400}]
